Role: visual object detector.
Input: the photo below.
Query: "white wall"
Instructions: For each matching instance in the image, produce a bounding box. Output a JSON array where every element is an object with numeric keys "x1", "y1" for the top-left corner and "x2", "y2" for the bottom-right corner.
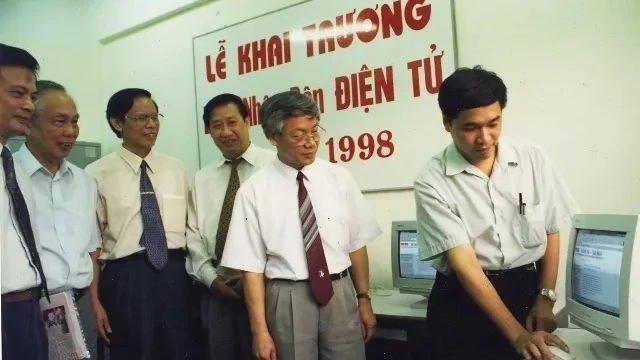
[{"x1": 2, "y1": 0, "x2": 640, "y2": 299}]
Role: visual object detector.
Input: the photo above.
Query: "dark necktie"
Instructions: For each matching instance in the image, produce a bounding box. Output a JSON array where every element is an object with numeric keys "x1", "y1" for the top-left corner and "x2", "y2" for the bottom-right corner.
[
  {"x1": 297, "y1": 171, "x2": 333, "y2": 306},
  {"x1": 215, "y1": 158, "x2": 242, "y2": 263},
  {"x1": 1, "y1": 146, "x2": 49, "y2": 300},
  {"x1": 139, "y1": 160, "x2": 168, "y2": 270}
]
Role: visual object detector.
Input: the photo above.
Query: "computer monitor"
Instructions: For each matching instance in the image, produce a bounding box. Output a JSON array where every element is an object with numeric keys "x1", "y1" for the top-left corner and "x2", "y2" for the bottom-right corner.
[
  {"x1": 391, "y1": 221, "x2": 437, "y2": 306},
  {"x1": 565, "y1": 213, "x2": 640, "y2": 360}
]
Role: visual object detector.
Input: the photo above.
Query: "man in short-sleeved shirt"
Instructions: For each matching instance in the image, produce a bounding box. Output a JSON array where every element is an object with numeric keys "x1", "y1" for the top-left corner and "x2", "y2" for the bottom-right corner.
[
  {"x1": 221, "y1": 91, "x2": 380, "y2": 360},
  {"x1": 414, "y1": 66, "x2": 579, "y2": 360}
]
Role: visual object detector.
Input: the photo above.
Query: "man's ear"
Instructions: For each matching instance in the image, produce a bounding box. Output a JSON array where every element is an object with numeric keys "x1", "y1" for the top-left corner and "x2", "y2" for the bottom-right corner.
[
  {"x1": 268, "y1": 135, "x2": 278, "y2": 147},
  {"x1": 109, "y1": 117, "x2": 123, "y2": 134},
  {"x1": 443, "y1": 117, "x2": 452, "y2": 132}
]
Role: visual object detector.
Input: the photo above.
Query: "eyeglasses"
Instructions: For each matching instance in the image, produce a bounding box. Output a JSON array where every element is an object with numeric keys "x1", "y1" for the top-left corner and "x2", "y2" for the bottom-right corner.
[
  {"x1": 289, "y1": 126, "x2": 326, "y2": 146},
  {"x1": 124, "y1": 113, "x2": 164, "y2": 126}
]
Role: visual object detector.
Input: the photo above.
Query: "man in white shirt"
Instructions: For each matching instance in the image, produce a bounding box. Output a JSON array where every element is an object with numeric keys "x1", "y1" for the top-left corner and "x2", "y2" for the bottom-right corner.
[
  {"x1": 221, "y1": 91, "x2": 380, "y2": 360},
  {"x1": 85, "y1": 88, "x2": 193, "y2": 359},
  {"x1": 414, "y1": 66, "x2": 579, "y2": 360},
  {"x1": 0, "y1": 43, "x2": 49, "y2": 360},
  {"x1": 187, "y1": 93, "x2": 275, "y2": 360},
  {"x1": 13, "y1": 79, "x2": 101, "y2": 359}
]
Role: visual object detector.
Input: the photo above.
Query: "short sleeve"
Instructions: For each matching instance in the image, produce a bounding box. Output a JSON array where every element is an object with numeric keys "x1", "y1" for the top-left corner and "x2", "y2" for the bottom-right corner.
[
  {"x1": 219, "y1": 184, "x2": 267, "y2": 273},
  {"x1": 344, "y1": 171, "x2": 381, "y2": 252},
  {"x1": 414, "y1": 175, "x2": 470, "y2": 261},
  {"x1": 536, "y1": 147, "x2": 580, "y2": 233}
]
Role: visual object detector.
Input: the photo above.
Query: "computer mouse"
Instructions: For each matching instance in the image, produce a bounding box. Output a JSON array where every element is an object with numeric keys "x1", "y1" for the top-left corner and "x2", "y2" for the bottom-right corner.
[{"x1": 548, "y1": 345, "x2": 575, "y2": 360}]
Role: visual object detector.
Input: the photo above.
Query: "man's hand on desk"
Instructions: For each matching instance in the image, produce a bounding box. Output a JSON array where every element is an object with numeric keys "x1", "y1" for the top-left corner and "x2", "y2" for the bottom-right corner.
[
  {"x1": 358, "y1": 297, "x2": 377, "y2": 342},
  {"x1": 513, "y1": 330, "x2": 569, "y2": 360},
  {"x1": 526, "y1": 297, "x2": 558, "y2": 333}
]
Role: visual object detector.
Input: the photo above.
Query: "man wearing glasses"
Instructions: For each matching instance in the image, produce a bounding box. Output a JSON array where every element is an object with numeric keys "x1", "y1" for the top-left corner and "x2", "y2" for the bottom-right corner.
[
  {"x1": 186, "y1": 93, "x2": 275, "y2": 359},
  {"x1": 221, "y1": 91, "x2": 380, "y2": 360},
  {"x1": 86, "y1": 88, "x2": 193, "y2": 359}
]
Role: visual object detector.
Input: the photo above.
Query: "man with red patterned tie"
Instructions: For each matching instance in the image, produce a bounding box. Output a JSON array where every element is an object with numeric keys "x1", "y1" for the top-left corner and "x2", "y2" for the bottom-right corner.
[{"x1": 220, "y1": 90, "x2": 381, "y2": 360}]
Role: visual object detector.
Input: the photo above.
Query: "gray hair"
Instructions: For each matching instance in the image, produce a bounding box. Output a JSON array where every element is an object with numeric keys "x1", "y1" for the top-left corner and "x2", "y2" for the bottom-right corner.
[
  {"x1": 261, "y1": 91, "x2": 320, "y2": 138},
  {"x1": 32, "y1": 80, "x2": 66, "y2": 121}
]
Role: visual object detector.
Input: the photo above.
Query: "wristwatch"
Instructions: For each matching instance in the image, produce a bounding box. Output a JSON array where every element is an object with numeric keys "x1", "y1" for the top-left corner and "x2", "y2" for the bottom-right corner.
[
  {"x1": 356, "y1": 292, "x2": 371, "y2": 301},
  {"x1": 539, "y1": 288, "x2": 557, "y2": 302}
]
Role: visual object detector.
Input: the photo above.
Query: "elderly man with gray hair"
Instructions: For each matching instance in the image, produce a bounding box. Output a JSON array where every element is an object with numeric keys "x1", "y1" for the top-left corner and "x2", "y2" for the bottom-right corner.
[
  {"x1": 13, "y1": 80, "x2": 101, "y2": 359},
  {"x1": 220, "y1": 90, "x2": 380, "y2": 360}
]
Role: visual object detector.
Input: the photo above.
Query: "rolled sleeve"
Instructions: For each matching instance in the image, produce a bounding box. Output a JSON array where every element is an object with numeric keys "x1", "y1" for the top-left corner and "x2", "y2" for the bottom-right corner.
[
  {"x1": 219, "y1": 186, "x2": 267, "y2": 273},
  {"x1": 414, "y1": 177, "x2": 469, "y2": 261}
]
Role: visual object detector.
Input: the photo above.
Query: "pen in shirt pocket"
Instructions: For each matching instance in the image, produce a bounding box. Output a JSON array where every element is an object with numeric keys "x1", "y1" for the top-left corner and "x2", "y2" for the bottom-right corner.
[{"x1": 518, "y1": 192, "x2": 526, "y2": 215}]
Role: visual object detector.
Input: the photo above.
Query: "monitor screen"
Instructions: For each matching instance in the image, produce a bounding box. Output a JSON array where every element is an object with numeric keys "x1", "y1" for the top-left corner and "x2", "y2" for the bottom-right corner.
[
  {"x1": 571, "y1": 228, "x2": 625, "y2": 317},
  {"x1": 398, "y1": 230, "x2": 437, "y2": 279}
]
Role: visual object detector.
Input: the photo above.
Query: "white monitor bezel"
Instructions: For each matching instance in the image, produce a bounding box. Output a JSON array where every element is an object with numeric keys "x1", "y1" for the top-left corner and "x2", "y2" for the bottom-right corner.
[
  {"x1": 390, "y1": 220, "x2": 436, "y2": 295},
  {"x1": 565, "y1": 213, "x2": 640, "y2": 348}
]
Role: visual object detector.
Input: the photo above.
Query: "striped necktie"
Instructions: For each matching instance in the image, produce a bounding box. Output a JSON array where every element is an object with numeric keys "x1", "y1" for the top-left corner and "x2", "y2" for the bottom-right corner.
[
  {"x1": 297, "y1": 171, "x2": 333, "y2": 306},
  {"x1": 1, "y1": 147, "x2": 49, "y2": 300},
  {"x1": 139, "y1": 160, "x2": 168, "y2": 270},
  {"x1": 214, "y1": 157, "x2": 242, "y2": 263}
]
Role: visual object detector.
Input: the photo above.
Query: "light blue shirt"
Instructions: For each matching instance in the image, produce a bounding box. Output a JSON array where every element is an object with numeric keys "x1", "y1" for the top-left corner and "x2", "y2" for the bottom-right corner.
[{"x1": 13, "y1": 145, "x2": 100, "y2": 291}]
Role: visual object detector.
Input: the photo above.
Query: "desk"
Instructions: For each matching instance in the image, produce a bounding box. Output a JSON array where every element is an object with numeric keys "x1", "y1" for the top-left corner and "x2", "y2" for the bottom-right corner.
[
  {"x1": 369, "y1": 290, "x2": 426, "y2": 359},
  {"x1": 370, "y1": 289, "x2": 593, "y2": 359}
]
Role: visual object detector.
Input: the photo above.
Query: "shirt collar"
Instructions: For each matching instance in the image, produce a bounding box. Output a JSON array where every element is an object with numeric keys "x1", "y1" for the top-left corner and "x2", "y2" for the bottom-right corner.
[
  {"x1": 14, "y1": 144, "x2": 72, "y2": 178},
  {"x1": 215, "y1": 142, "x2": 260, "y2": 168},
  {"x1": 273, "y1": 154, "x2": 320, "y2": 182},
  {"x1": 443, "y1": 143, "x2": 475, "y2": 176},
  {"x1": 118, "y1": 146, "x2": 158, "y2": 174},
  {"x1": 443, "y1": 139, "x2": 519, "y2": 177}
]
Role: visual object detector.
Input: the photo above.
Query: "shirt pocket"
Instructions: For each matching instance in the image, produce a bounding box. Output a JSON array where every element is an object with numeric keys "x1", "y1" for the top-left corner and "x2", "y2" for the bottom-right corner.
[
  {"x1": 161, "y1": 194, "x2": 186, "y2": 233},
  {"x1": 515, "y1": 202, "x2": 546, "y2": 248}
]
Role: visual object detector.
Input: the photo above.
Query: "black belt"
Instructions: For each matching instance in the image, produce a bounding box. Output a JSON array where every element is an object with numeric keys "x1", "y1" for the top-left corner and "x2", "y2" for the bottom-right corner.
[
  {"x1": 108, "y1": 249, "x2": 186, "y2": 263},
  {"x1": 271, "y1": 268, "x2": 349, "y2": 282},
  {"x1": 483, "y1": 262, "x2": 537, "y2": 276},
  {"x1": 1, "y1": 287, "x2": 41, "y2": 303}
]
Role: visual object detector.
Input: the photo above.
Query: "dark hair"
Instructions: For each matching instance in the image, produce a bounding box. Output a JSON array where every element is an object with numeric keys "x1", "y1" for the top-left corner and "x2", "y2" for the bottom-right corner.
[
  {"x1": 36, "y1": 80, "x2": 65, "y2": 93},
  {"x1": 32, "y1": 80, "x2": 68, "y2": 121},
  {"x1": 202, "y1": 93, "x2": 248, "y2": 129},
  {"x1": 105, "y1": 88, "x2": 157, "y2": 138},
  {"x1": 261, "y1": 91, "x2": 320, "y2": 138},
  {"x1": 438, "y1": 65, "x2": 507, "y2": 122},
  {"x1": 0, "y1": 43, "x2": 39, "y2": 75}
]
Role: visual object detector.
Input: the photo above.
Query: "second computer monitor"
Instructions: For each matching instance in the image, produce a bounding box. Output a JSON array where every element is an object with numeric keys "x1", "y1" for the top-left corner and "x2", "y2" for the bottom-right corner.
[{"x1": 391, "y1": 221, "x2": 437, "y2": 297}]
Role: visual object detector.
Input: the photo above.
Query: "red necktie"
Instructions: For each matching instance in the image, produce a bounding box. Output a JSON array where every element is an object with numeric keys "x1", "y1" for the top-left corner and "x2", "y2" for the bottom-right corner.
[{"x1": 297, "y1": 172, "x2": 333, "y2": 306}]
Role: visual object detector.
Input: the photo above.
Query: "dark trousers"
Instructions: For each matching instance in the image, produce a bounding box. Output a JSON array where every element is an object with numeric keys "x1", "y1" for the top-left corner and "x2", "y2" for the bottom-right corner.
[
  {"x1": 423, "y1": 266, "x2": 538, "y2": 360},
  {"x1": 99, "y1": 250, "x2": 192, "y2": 360},
  {"x1": 2, "y1": 298, "x2": 48, "y2": 360},
  {"x1": 201, "y1": 289, "x2": 252, "y2": 360}
]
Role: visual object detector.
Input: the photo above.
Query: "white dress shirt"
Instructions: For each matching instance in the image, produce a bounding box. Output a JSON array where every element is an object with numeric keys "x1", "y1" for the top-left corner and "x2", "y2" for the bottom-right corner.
[
  {"x1": 85, "y1": 146, "x2": 190, "y2": 260},
  {"x1": 13, "y1": 145, "x2": 99, "y2": 291},
  {"x1": 186, "y1": 143, "x2": 275, "y2": 287},
  {"x1": 414, "y1": 137, "x2": 579, "y2": 274},
  {"x1": 220, "y1": 157, "x2": 381, "y2": 280},
  {"x1": 1, "y1": 145, "x2": 42, "y2": 294}
]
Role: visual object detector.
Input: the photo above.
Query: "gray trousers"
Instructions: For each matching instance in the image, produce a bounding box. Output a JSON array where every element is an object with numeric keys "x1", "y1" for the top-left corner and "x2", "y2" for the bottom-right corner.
[
  {"x1": 266, "y1": 275, "x2": 365, "y2": 360},
  {"x1": 201, "y1": 290, "x2": 252, "y2": 360}
]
